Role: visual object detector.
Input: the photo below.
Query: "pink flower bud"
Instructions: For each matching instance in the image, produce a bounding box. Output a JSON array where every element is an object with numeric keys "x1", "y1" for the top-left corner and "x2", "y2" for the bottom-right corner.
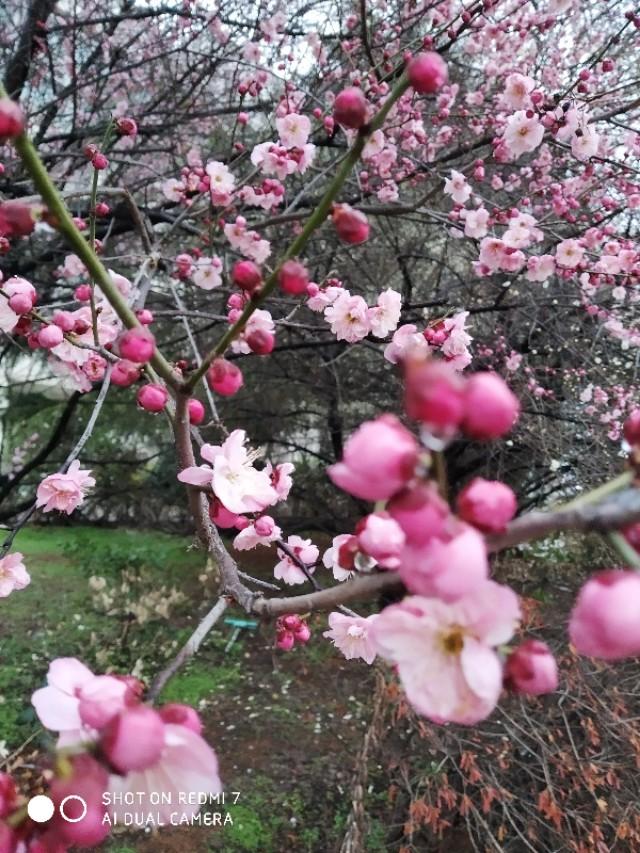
[
  {"x1": 0, "y1": 98, "x2": 25, "y2": 142},
  {"x1": 116, "y1": 116, "x2": 138, "y2": 137},
  {"x1": 91, "y1": 152, "x2": 109, "y2": 170},
  {"x1": 281, "y1": 614, "x2": 302, "y2": 631},
  {"x1": 276, "y1": 630, "x2": 295, "y2": 651},
  {"x1": 237, "y1": 112, "x2": 249, "y2": 125},
  {"x1": 118, "y1": 327, "x2": 155, "y2": 363},
  {"x1": 306, "y1": 282, "x2": 319, "y2": 297},
  {"x1": 159, "y1": 703, "x2": 203, "y2": 735},
  {"x1": 504, "y1": 640, "x2": 558, "y2": 695},
  {"x1": 232, "y1": 260, "x2": 262, "y2": 292},
  {"x1": 408, "y1": 51, "x2": 448, "y2": 94},
  {"x1": 254, "y1": 515, "x2": 275, "y2": 537},
  {"x1": 227, "y1": 293, "x2": 244, "y2": 309},
  {"x1": 209, "y1": 499, "x2": 242, "y2": 528},
  {"x1": 404, "y1": 360, "x2": 466, "y2": 435},
  {"x1": 332, "y1": 204, "x2": 370, "y2": 244},
  {"x1": 462, "y1": 372, "x2": 520, "y2": 440},
  {"x1": 246, "y1": 328, "x2": 275, "y2": 355},
  {"x1": 94, "y1": 201, "x2": 110, "y2": 216},
  {"x1": 328, "y1": 414, "x2": 419, "y2": 501},
  {"x1": 278, "y1": 259, "x2": 309, "y2": 295},
  {"x1": 333, "y1": 87, "x2": 368, "y2": 129},
  {"x1": 52, "y1": 310, "x2": 75, "y2": 331},
  {"x1": 570, "y1": 570, "x2": 640, "y2": 659},
  {"x1": 207, "y1": 358, "x2": 244, "y2": 395},
  {"x1": 38, "y1": 324, "x2": 64, "y2": 349},
  {"x1": 111, "y1": 359, "x2": 140, "y2": 387},
  {"x1": 8, "y1": 293, "x2": 32, "y2": 315},
  {"x1": 136, "y1": 383, "x2": 168, "y2": 412},
  {"x1": 0, "y1": 200, "x2": 35, "y2": 238},
  {"x1": 294, "y1": 622, "x2": 311, "y2": 643},
  {"x1": 388, "y1": 484, "x2": 449, "y2": 545},
  {"x1": 357, "y1": 512, "x2": 406, "y2": 568},
  {"x1": 188, "y1": 398, "x2": 206, "y2": 425},
  {"x1": 74, "y1": 284, "x2": 92, "y2": 301},
  {"x1": 623, "y1": 409, "x2": 640, "y2": 445},
  {"x1": 456, "y1": 478, "x2": 517, "y2": 533},
  {"x1": 136, "y1": 308, "x2": 154, "y2": 325},
  {"x1": 84, "y1": 143, "x2": 98, "y2": 160},
  {"x1": 101, "y1": 705, "x2": 165, "y2": 772},
  {"x1": 234, "y1": 515, "x2": 250, "y2": 530}
]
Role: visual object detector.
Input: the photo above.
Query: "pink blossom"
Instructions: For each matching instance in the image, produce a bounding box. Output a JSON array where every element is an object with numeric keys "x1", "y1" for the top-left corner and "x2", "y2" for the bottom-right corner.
[
  {"x1": 0, "y1": 552, "x2": 30, "y2": 597},
  {"x1": 232, "y1": 309, "x2": 275, "y2": 354},
  {"x1": 478, "y1": 237, "x2": 508, "y2": 271},
  {"x1": 463, "y1": 207, "x2": 489, "y2": 239},
  {"x1": 569, "y1": 571, "x2": 640, "y2": 659},
  {"x1": 503, "y1": 111, "x2": 544, "y2": 159},
  {"x1": 502, "y1": 73, "x2": 535, "y2": 110},
  {"x1": 571, "y1": 127, "x2": 600, "y2": 161},
  {"x1": 323, "y1": 534, "x2": 361, "y2": 581},
  {"x1": 163, "y1": 178, "x2": 185, "y2": 201},
  {"x1": 444, "y1": 170, "x2": 472, "y2": 204},
  {"x1": 526, "y1": 254, "x2": 556, "y2": 281},
  {"x1": 456, "y1": 478, "x2": 517, "y2": 533},
  {"x1": 233, "y1": 518, "x2": 282, "y2": 550},
  {"x1": 328, "y1": 414, "x2": 419, "y2": 501},
  {"x1": 276, "y1": 113, "x2": 311, "y2": 149},
  {"x1": 266, "y1": 461, "x2": 295, "y2": 501},
  {"x1": 102, "y1": 705, "x2": 165, "y2": 772},
  {"x1": 178, "y1": 430, "x2": 277, "y2": 514},
  {"x1": 441, "y1": 311, "x2": 473, "y2": 369},
  {"x1": 0, "y1": 296, "x2": 18, "y2": 333},
  {"x1": 324, "y1": 612, "x2": 378, "y2": 664},
  {"x1": 504, "y1": 640, "x2": 558, "y2": 695},
  {"x1": 205, "y1": 161, "x2": 235, "y2": 205},
  {"x1": 371, "y1": 582, "x2": 520, "y2": 724},
  {"x1": 324, "y1": 291, "x2": 371, "y2": 342},
  {"x1": 192, "y1": 256, "x2": 223, "y2": 290},
  {"x1": 36, "y1": 460, "x2": 95, "y2": 514},
  {"x1": 462, "y1": 372, "x2": 520, "y2": 440},
  {"x1": 404, "y1": 359, "x2": 466, "y2": 435},
  {"x1": 108, "y1": 723, "x2": 222, "y2": 824},
  {"x1": 274, "y1": 535, "x2": 319, "y2": 585},
  {"x1": 384, "y1": 323, "x2": 430, "y2": 364},
  {"x1": 357, "y1": 512, "x2": 406, "y2": 568},
  {"x1": 555, "y1": 238, "x2": 585, "y2": 268},
  {"x1": 368, "y1": 288, "x2": 402, "y2": 338}
]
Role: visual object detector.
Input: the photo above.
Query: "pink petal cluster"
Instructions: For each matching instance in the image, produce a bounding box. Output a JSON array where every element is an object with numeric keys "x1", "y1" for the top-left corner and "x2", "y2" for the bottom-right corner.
[
  {"x1": 371, "y1": 582, "x2": 521, "y2": 724},
  {"x1": 0, "y1": 552, "x2": 30, "y2": 597},
  {"x1": 324, "y1": 612, "x2": 378, "y2": 664},
  {"x1": 36, "y1": 460, "x2": 95, "y2": 514},
  {"x1": 274, "y1": 535, "x2": 319, "y2": 585},
  {"x1": 569, "y1": 571, "x2": 640, "y2": 659}
]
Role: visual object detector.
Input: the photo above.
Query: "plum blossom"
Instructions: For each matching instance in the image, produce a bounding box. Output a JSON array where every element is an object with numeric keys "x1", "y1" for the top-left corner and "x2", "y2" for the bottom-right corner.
[
  {"x1": 526, "y1": 254, "x2": 556, "y2": 281},
  {"x1": 0, "y1": 552, "x2": 30, "y2": 597},
  {"x1": 444, "y1": 170, "x2": 472, "y2": 204},
  {"x1": 441, "y1": 311, "x2": 473, "y2": 369},
  {"x1": 266, "y1": 461, "x2": 294, "y2": 501},
  {"x1": 502, "y1": 73, "x2": 535, "y2": 110},
  {"x1": 555, "y1": 238, "x2": 584, "y2": 268},
  {"x1": 463, "y1": 207, "x2": 489, "y2": 239},
  {"x1": 233, "y1": 517, "x2": 282, "y2": 550},
  {"x1": 478, "y1": 237, "x2": 507, "y2": 271},
  {"x1": 371, "y1": 582, "x2": 521, "y2": 724},
  {"x1": 205, "y1": 161, "x2": 235, "y2": 205},
  {"x1": 324, "y1": 612, "x2": 378, "y2": 664},
  {"x1": 323, "y1": 534, "x2": 358, "y2": 581},
  {"x1": 571, "y1": 127, "x2": 600, "y2": 161},
  {"x1": 384, "y1": 323, "x2": 430, "y2": 364},
  {"x1": 274, "y1": 535, "x2": 319, "y2": 585},
  {"x1": 162, "y1": 178, "x2": 184, "y2": 202},
  {"x1": 224, "y1": 217, "x2": 271, "y2": 264},
  {"x1": 503, "y1": 111, "x2": 544, "y2": 159},
  {"x1": 307, "y1": 284, "x2": 342, "y2": 312},
  {"x1": 231, "y1": 309, "x2": 275, "y2": 354},
  {"x1": 36, "y1": 460, "x2": 95, "y2": 514},
  {"x1": 276, "y1": 113, "x2": 311, "y2": 149},
  {"x1": 368, "y1": 288, "x2": 402, "y2": 338},
  {"x1": 177, "y1": 430, "x2": 277, "y2": 514},
  {"x1": 192, "y1": 257, "x2": 223, "y2": 290},
  {"x1": 0, "y1": 296, "x2": 18, "y2": 333},
  {"x1": 324, "y1": 291, "x2": 371, "y2": 342}
]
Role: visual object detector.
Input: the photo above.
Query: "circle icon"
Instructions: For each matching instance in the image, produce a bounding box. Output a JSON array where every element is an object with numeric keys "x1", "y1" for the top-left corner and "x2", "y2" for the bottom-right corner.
[
  {"x1": 59, "y1": 794, "x2": 88, "y2": 823},
  {"x1": 27, "y1": 795, "x2": 55, "y2": 823}
]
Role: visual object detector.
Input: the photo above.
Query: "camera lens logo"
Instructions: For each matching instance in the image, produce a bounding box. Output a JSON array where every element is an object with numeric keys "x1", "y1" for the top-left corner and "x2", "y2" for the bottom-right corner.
[{"x1": 27, "y1": 794, "x2": 88, "y2": 823}]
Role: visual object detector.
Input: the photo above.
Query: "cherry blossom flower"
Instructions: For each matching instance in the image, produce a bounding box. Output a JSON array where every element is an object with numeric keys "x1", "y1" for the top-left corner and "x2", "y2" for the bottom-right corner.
[
  {"x1": 323, "y1": 534, "x2": 358, "y2": 581},
  {"x1": 368, "y1": 288, "x2": 402, "y2": 338},
  {"x1": 0, "y1": 552, "x2": 30, "y2": 597},
  {"x1": 384, "y1": 323, "x2": 430, "y2": 364},
  {"x1": 266, "y1": 461, "x2": 294, "y2": 501},
  {"x1": 307, "y1": 284, "x2": 343, "y2": 312},
  {"x1": 276, "y1": 113, "x2": 311, "y2": 149},
  {"x1": 36, "y1": 460, "x2": 95, "y2": 514},
  {"x1": 571, "y1": 127, "x2": 600, "y2": 161},
  {"x1": 555, "y1": 238, "x2": 585, "y2": 268},
  {"x1": 231, "y1": 309, "x2": 275, "y2": 354},
  {"x1": 192, "y1": 257, "x2": 223, "y2": 290},
  {"x1": 502, "y1": 73, "x2": 535, "y2": 110},
  {"x1": 526, "y1": 254, "x2": 556, "y2": 281},
  {"x1": 463, "y1": 207, "x2": 489, "y2": 239},
  {"x1": 233, "y1": 517, "x2": 282, "y2": 550},
  {"x1": 178, "y1": 430, "x2": 277, "y2": 514},
  {"x1": 324, "y1": 612, "x2": 378, "y2": 664},
  {"x1": 324, "y1": 291, "x2": 371, "y2": 342},
  {"x1": 444, "y1": 170, "x2": 472, "y2": 204},
  {"x1": 478, "y1": 237, "x2": 508, "y2": 271},
  {"x1": 371, "y1": 582, "x2": 521, "y2": 724},
  {"x1": 274, "y1": 535, "x2": 319, "y2": 585},
  {"x1": 503, "y1": 111, "x2": 544, "y2": 159},
  {"x1": 441, "y1": 311, "x2": 473, "y2": 369}
]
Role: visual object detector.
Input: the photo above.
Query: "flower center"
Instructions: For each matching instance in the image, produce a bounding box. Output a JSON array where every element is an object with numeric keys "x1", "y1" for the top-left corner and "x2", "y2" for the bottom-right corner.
[{"x1": 441, "y1": 628, "x2": 465, "y2": 655}]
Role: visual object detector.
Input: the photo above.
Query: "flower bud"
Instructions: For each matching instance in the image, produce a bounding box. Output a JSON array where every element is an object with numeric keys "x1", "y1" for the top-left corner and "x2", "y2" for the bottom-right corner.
[
  {"x1": 232, "y1": 260, "x2": 262, "y2": 292},
  {"x1": 569, "y1": 570, "x2": 640, "y2": 659},
  {"x1": 101, "y1": 705, "x2": 165, "y2": 772},
  {"x1": 404, "y1": 359, "x2": 466, "y2": 435},
  {"x1": 91, "y1": 152, "x2": 109, "y2": 170},
  {"x1": 136, "y1": 383, "x2": 168, "y2": 412},
  {"x1": 207, "y1": 358, "x2": 244, "y2": 396},
  {"x1": 357, "y1": 512, "x2": 406, "y2": 568},
  {"x1": 136, "y1": 308, "x2": 154, "y2": 325},
  {"x1": 333, "y1": 87, "x2": 368, "y2": 129},
  {"x1": 209, "y1": 499, "x2": 243, "y2": 528},
  {"x1": 159, "y1": 703, "x2": 203, "y2": 735},
  {"x1": 8, "y1": 293, "x2": 32, "y2": 315},
  {"x1": 0, "y1": 200, "x2": 35, "y2": 238},
  {"x1": 254, "y1": 515, "x2": 275, "y2": 537},
  {"x1": 294, "y1": 622, "x2": 311, "y2": 643},
  {"x1": 111, "y1": 359, "x2": 140, "y2": 387},
  {"x1": 278, "y1": 259, "x2": 309, "y2": 295},
  {"x1": 94, "y1": 201, "x2": 110, "y2": 216},
  {"x1": 0, "y1": 98, "x2": 24, "y2": 142},
  {"x1": 118, "y1": 327, "x2": 155, "y2": 363},
  {"x1": 408, "y1": 51, "x2": 448, "y2": 94},
  {"x1": 74, "y1": 284, "x2": 92, "y2": 301},
  {"x1": 504, "y1": 640, "x2": 558, "y2": 695},
  {"x1": 623, "y1": 409, "x2": 640, "y2": 446},
  {"x1": 38, "y1": 324, "x2": 64, "y2": 349},
  {"x1": 332, "y1": 204, "x2": 370, "y2": 244},
  {"x1": 246, "y1": 328, "x2": 275, "y2": 355},
  {"x1": 188, "y1": 398, "x2": 206, "y2": 425},
  {"x1": 276, "y1": 630, "x2": 295, "y2": 651},
  {"x1": 116, "y1": 116, "x2": 138, "y2": 137},
  {"x1": 462, "y1": 372, "x2": 520, "y2": 440},
  {"x1": 456, "y1": 478, "x2": 517, "y2": 533}
]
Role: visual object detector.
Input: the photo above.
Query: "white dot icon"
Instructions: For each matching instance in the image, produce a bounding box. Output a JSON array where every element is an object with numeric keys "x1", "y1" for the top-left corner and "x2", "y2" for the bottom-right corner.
[{"x1": 27, "y1": 795, "x2": 55, "y2": 823}]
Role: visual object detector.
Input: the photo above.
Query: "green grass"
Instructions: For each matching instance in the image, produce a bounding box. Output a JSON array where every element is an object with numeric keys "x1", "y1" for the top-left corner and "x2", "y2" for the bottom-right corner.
[{"x1": 159, "y1": 659, "x2": 243, "y2": 705}]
